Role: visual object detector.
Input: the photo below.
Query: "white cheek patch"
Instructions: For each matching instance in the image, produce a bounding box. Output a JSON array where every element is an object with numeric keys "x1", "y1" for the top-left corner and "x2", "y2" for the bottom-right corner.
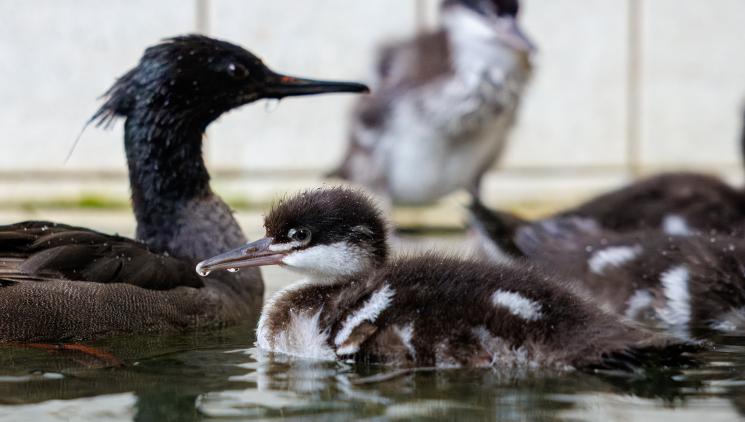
[
  {"x1": 491, "y1": 290, "x2": 542, "y2": 321},
  {"x1": 658, "y1": 265, "x2": 691, "y2": 327},
  {"x1": 335, "y1": 285, "x2": 395, "y2": 355},
  {"x1": 588, "y1": 245, "x2": 642, "y2": 275},
  {"x1": 663, "y1": 215, "x2": 693, "y2": 236},
  {"x1": 281, "y1": 242, "x2": 371, "y2": 279},
  {"x1": 269, "y1": 241, "x2": 303, "y2": 252}
]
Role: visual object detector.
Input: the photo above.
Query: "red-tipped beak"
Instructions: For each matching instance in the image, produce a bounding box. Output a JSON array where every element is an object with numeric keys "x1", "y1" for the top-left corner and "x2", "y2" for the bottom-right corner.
[{"x1": 262, "y1": 71, "x2": 369, "y2": 99}]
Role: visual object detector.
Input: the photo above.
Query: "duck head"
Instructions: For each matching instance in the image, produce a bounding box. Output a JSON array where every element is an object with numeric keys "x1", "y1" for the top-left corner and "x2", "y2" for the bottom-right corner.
[
  {"x1": 442, "y1": 0, "x2": 534, "y2": 52},
  {"x1": 196, "y1": 187, "x2": 389, "y2": 283},
  {"x1": 93, "y1": 34, "x2": 369, "y2": 128}
]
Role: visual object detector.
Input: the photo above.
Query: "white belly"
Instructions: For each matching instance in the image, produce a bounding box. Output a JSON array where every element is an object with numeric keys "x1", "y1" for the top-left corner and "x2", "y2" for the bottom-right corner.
[
  {"x1": 385, "y1": 106, "x2": 514, "y2": 204},
  {"x1": 256, "y1": 281, "x2": 336, "y2": 361}
]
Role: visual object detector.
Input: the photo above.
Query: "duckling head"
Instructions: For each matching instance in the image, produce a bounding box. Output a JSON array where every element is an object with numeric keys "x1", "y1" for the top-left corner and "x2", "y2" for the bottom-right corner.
[{"x1": 196, "y1": 187, "x2": 389, "y2": 283}]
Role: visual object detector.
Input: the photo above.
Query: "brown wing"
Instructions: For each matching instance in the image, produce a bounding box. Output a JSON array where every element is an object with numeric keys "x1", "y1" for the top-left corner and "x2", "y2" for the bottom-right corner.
[
  {"x1": 564, "y1": 173, "x2": 745, "y2": 234},
  {"x1": 0, "y1": 221, "x2": 203, "y2": 290},
  {"x1": 356, "y1": 30, "x2": 453, "y2": 131}
]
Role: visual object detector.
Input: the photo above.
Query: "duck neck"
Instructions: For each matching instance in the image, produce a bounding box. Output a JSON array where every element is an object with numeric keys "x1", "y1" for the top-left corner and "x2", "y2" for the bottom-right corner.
[{"x1": 123, "y1": 110, "x2": 246, "y2": 260}]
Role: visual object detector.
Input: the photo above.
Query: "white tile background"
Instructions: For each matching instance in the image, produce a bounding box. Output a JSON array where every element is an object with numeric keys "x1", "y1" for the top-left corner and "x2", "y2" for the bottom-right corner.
[{"x1": 1, "y1": 0, "x2": 744, "y2": 209}]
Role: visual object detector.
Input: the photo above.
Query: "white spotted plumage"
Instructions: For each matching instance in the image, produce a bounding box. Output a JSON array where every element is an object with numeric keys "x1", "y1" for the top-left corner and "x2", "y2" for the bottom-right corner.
[
  {"x1": 624, "y1": 289, "x2": 654, "y2": 320},
  {"x1": 658, "y1": 266, "x2": 691, "y2": 328},
  {"x1": 662, "y1": 215, "x2": 693, "y2": 236},
  {"x1": 491, "y1": 289, "x2": 542, "y2": 321},
  {"x1": 334, "y1": 284, "x2": 395, "y2": 354},
  {"x1": 588, "y1": 245, "x2": 642, "y2": 275},
  {"x1": 393, "y1": 323, "x2": 416, "y2": 360}
]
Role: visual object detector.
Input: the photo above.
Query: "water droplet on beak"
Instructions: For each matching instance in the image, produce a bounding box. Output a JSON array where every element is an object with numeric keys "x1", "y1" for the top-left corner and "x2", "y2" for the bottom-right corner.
[{"x1": 195, "y1": 264, "x2": 211, "y2": 277}]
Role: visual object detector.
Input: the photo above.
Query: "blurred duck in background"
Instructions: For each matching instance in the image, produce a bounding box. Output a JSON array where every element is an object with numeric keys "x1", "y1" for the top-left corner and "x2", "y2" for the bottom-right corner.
[
  {"x1": 468, "y1": 108, "x2": 745, "y2": 338},
  {"x1": 471, "y1": 106, "x2": 745, "y2": 240},
  {"x1": 330, "y1": 0, "x2": 534, "y2": 205}
]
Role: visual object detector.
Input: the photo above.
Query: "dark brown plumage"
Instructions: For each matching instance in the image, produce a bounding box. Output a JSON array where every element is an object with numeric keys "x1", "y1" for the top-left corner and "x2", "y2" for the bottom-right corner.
[
  {"x1": 562, "y1": 173, "x2": 745, "y2": 235},
  {"x1": 474, "y1": 108, "x2": 745, "y2": 236},
  {"x1": 511, "y1": 217, "x2": 745, "y2": 336},
  {"x1": 0, "y1": 35, "x2": 368, "y2": 342},
  {"x1": 198, "y1": 188, "x2": 697, "y2": 371}
]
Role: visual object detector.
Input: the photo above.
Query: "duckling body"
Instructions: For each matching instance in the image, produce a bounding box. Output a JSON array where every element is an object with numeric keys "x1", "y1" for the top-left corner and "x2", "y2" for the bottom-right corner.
[
  {"x1": 260, "y1": 255, "x2": 689, "y2": 369},
  {"x1": 0, "y1": 36, "x2": 368, "y2": 342},
  {"x1": 562, "y1": 172, "x2": 745, "y2": 236},
  {"x1": 198, "y1": 188, "x2": 693, "y2": 370},
  {"x1": 507, "y1": 108, "x2": 745, "y2": 236},
  {"x1": 507, "y1": 217, "x2": 745, "y2": 336},
  {"x1": 332, "y1": 0, "x2": 533, "y2": 204}
]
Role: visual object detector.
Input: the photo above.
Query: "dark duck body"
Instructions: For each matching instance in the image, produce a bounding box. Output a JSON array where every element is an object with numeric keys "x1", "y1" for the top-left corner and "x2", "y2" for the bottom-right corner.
[
  {"x1": 197, "y1": 188, "x2": 694, "y2": 371},
  {"x1": 331, "y1": 0, "x2": 533, "y2": 205},
  {"x1": 469, "y1": 205, "x2": 745, "y2": 337},
  {"x1": 486, "y1": 108, "x2": 745, "y2": 236},
  {"x1": 0, "y1": 35, "x2": 368, "y2": 342}
]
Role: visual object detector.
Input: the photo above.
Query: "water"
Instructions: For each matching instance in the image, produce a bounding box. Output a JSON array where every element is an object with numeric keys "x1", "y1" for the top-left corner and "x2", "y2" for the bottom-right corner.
[{"x1": 2, "y1": 234, "x2": 745, "y2": 421}]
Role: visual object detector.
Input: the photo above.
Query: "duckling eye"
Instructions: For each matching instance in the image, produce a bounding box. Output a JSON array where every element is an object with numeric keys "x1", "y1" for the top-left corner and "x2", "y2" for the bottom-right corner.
[
  {"x1": 227, "y1": 63, "x2": 249, "y2": 79},
  {"x1": 288, "y1": 228, "x2": 311, "y2": 243}
]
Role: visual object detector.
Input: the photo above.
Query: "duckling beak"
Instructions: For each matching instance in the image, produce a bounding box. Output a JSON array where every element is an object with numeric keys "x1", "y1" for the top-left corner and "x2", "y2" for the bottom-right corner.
[
  {"x1": 262, "y1": 71, "x2": 369, "y2": 99},
  {"x1": 195, "y1": 237, "x2": 284, "y2": 276}
]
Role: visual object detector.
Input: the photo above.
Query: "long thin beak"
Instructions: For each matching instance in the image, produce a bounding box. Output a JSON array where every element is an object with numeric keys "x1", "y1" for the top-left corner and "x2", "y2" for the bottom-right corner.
[
  {"x1": 196, "y1": 237, "x2": 284, "y2": 276},
  {"x1": 496, "y1": 17, "x2": 536, "y2": 53},
  {"x1": 262, "y1": 70, "x2": 369, "y2": 99}
]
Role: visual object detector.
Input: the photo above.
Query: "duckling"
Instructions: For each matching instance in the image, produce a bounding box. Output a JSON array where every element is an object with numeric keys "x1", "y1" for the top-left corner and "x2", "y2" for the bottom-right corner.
[
  {"x1": 197, "y1": 187, "x2": 693, "y2": 370},
  {"x1": 0, "y1": 35, "x2": 368, "y2": 342},
  {"x1": 330, "y1": 0, "x2": 534, "y2": 205},
  {"x1": 538, "y1": 107, "x2": 745, "y2": 235},
  {"x1": 469, "y1": 202, "x2": 745, "y2": 336}
]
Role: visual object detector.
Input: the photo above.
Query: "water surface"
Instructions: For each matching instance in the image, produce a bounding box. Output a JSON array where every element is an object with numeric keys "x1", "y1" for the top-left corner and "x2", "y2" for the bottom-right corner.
[{"x1": 1, "y1": 234, "x2": 745, "y2": 421}]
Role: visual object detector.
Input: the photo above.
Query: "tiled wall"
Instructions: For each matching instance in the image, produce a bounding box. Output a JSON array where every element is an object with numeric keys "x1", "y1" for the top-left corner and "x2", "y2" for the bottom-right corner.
[{"x1": 1, "y1": 0, "x2": 744, "y2": 207}]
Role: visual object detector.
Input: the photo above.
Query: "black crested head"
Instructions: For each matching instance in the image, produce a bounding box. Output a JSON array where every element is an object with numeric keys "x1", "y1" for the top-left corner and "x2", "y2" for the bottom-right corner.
[
  {"x1": 91, "y1": 34, "x2": 369, "y2": 128},
  {"x1": 265, "y1": 187, "x2": 389, "y2": 265},
  {"x1": 442, "y1": 0, "x2": 520, "y2": 17}
]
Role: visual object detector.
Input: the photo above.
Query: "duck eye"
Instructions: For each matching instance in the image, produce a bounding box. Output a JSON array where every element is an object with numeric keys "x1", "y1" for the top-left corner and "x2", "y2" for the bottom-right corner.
[
  {"x1": 227, "y1": 63, "x2": 249, "y2": 79},
  {"x1": 288, "y1": 228, "x2": 311, "y2": 243}
]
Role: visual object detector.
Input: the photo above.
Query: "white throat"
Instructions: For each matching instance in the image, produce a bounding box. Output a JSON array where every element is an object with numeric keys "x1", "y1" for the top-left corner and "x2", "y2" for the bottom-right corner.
[{"x1": 442, "y1": 6, "x2": 498, "y2": 44}]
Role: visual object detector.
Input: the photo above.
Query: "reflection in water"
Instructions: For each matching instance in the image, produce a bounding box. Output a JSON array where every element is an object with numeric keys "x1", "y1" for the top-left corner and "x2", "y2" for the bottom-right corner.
[
  {"x1": 0, "y1": 322, "x2": 744, "y2": 420},
  {"x1": 0, "y1": 235, "x2": 745, "y2": 420}
]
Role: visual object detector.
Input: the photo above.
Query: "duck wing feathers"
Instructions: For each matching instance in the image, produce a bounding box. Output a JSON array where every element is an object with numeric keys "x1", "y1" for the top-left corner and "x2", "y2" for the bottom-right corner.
[
  {"x1": 0, "y1": 221, "x2": 203, "y2": 290},
  {"x1": 564, "y1": 173, "x2": 745, "y2": 234}
]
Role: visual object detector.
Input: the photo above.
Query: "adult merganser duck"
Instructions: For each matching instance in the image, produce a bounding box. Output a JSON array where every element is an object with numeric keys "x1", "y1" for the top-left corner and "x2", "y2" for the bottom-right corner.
[
  {"x1": 0, "y1": 35, "x2": 368, "y2": 342},
  {"x1": 330, "y1": 0, "x2": 534, "y2": 205},
  {"x1": 197, "y1": 187, "x2": 693, "y2": 370},
  {"x1": 469, "y1": 202, "x2": 745, "y2": 337}
]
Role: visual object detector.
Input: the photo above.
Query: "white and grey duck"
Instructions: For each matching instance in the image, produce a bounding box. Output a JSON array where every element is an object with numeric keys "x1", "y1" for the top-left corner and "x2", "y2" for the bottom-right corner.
[{"x1": 330, "y1": 0, "x2": 534, "y2": 205}]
